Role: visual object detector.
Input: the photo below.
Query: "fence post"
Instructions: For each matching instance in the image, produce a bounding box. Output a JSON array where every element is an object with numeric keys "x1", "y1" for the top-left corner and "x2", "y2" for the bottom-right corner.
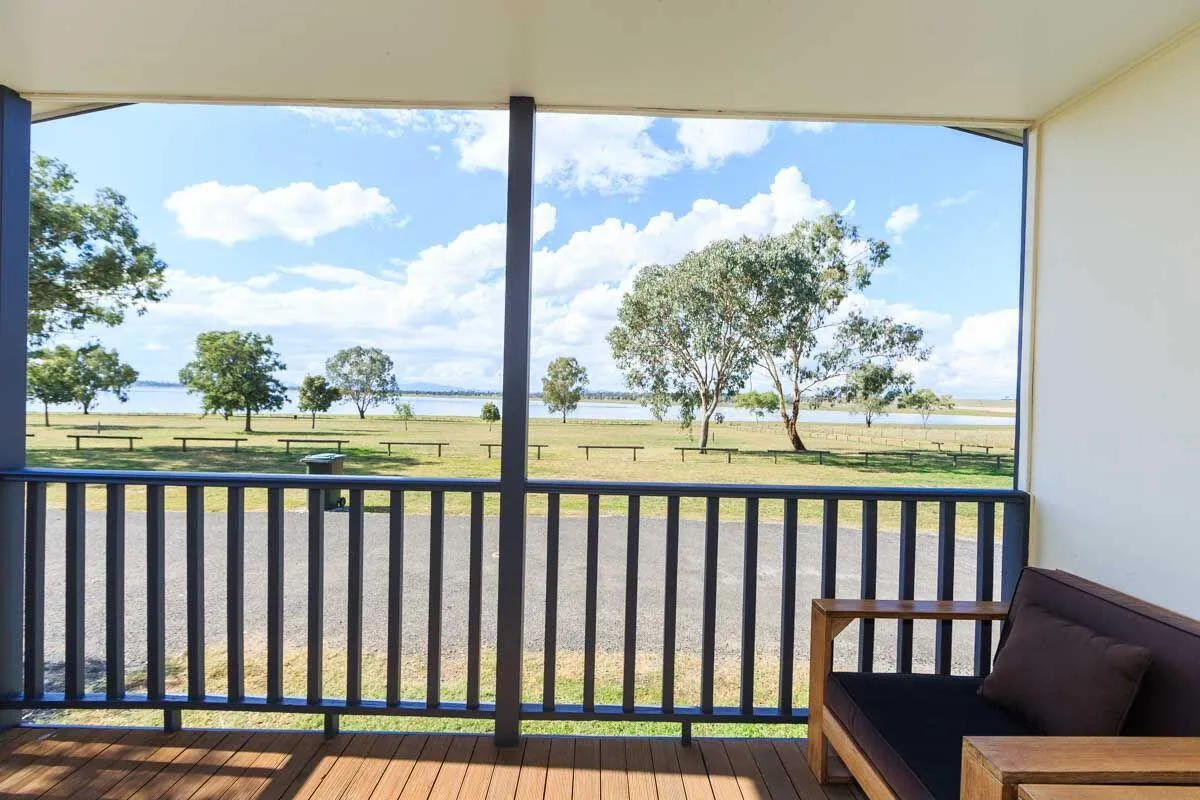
[
  {"x1": 0, "y1": 87, "x2": 30, "y2": 727},
  {"x1": 494, "y1": 96, "x2": 536, "y2": 747},
  {"x1": 1000, "y1": 497, "x2": 1030, "y2": 601}
]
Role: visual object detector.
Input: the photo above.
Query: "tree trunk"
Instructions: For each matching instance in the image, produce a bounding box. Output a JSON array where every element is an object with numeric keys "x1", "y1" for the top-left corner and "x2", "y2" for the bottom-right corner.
[
  {"x1": 311, "y1": 412, "x2": 316, "y2": 429},
  {"x1": 864, "y1": 412, "x2": 873, "y2": 428},
  {"x1": 244, "y1": 407, "x2": 253, "y2": 433},
  {"x1": 697, "y1": 413, "x2": 712, "y2": 449},
  {"x1": 785, "y1": 415, "x2": 808, "y2": 451},
  {"x1": 358, "y1": 407, "x2": 366, "y2": 420},
  {"x1": 43, "y1": 403, "x2": 50, "y2": 427},
  {"x1": 562, "y1": 411, "x2": 567, "y2": 423},
  {"x1": 81, "y1": 406, "x2": 89, "y2": 415}
]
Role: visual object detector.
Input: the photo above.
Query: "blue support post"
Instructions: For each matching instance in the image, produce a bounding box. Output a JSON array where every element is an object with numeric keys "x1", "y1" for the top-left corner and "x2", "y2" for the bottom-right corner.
[
  {"x1": 494, "y1": 96, "x2": 536, "y2": 747},
  {"x1": 0, "y1": 87, "x2": 31, "y2": 726}
]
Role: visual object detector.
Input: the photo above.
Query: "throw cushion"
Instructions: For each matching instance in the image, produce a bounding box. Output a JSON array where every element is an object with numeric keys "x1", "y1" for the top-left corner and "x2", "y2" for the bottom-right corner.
[{"x1": 980, "y1": 602, "x2": 1152, "y2": 735}]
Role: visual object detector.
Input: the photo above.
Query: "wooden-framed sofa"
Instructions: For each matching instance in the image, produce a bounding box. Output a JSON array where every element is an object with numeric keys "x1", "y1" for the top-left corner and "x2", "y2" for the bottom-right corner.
[{"x1": 807, "y1": 567, "x2": 1200, "y2": 800}]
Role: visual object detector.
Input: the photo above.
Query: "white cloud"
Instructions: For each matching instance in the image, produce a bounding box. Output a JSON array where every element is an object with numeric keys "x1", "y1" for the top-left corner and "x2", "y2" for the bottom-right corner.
[
  {"x1": 936, "y1": 190, "x2": 981, "y2": 209},
  {"x1": 908, "y1": 308, "x2": 1018, "y2": 396},
  {"x1": 885, "y1": 203, "x2": 921, "y2": 242},
  {"x1": 164, "y1": 181, "x2": 394, "y2": 245},
  {"x1": 286, "y1": 107, "x2": 425, "y2": 136},
  {"x1": 791, "y1": 121, "x2": 836, "y2": 134},
  {"x1": 675, "y1": 119, "x2": 774, "y2": 169}
]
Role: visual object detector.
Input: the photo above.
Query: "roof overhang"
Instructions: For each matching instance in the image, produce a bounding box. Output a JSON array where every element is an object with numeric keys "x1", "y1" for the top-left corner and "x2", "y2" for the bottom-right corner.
[{"x1": 5, "y1": 0, "x2": 1200, "y2": 131}]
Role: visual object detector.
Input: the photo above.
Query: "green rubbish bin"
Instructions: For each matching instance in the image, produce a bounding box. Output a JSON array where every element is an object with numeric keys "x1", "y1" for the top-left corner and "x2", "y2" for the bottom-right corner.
[{"x1": 300, "y1": 453, "x2": 347, "y2": 510}]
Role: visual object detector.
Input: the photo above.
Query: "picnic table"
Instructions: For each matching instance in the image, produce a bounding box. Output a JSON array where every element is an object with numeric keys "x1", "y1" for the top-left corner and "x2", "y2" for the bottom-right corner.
[
  {"x1": 578, "y1": 444, "x2": 645, "y2": 461},
  {"x1": 858, "y1": 450, "x2": 920, "y2": 466},
  {"x1": 767, "y1": 449, "x2": 831, "y2": 465},
  {"x1": 675, "y1": 446, "x2": 738, "y2": 463},
  {"x1": 931, "y1": 440, "x2": 994, "y2": 454},
  {"x1": 278, "y1": 438, "x2": 349, "y2": 454},
  {"x1": 173, "y1": 436, "x2": 248, "y2": 452},
  {"x1": 67, "y1": 434, "x2": 143, "y2": 451},
  {"x1": 381, "y1": 441, "x2": 449, "y2": 457},
  {"x1": 481, "y1": 443, "x2": 549, "y2": 459},
  {"x1": 949, "y1": 452, "x2": 1012, "y2": 469}
]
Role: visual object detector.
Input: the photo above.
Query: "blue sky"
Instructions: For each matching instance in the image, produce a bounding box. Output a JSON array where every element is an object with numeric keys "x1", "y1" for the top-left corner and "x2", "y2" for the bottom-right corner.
[{"x1": 32, "y1": 105, "x2": 1022, "y2": 397}]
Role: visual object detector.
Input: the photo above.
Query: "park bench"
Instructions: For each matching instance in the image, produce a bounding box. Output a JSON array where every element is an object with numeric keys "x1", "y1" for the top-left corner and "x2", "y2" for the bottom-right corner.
[
  {"x1": 577, "y1": 444, "x2": 645, "y2": 461},
  {"x1": 67, "y1": 434, "x2": 143, "y2": 450},
  {"x1": 949, "y1": 451, "x2": 1012, "y2": 469},
  {"x1": 278, "y1": 438, "x2": 349, "y2": 454},
  {"x1": 674, "y1": 446, "x2": 738, "y2": 463},
  {"x1": 767, "y1": 448, "x2": 832, "y2": 465},
  {"x1": 380, "y1": 441, "x2": 450, "y2": 457},
  {"x1": 481, "y1": 443, "x2": 548, "y2": 459},
  {"x1": 173, "y1": 436, "x2": 248, "y2": 452},
  {"x1": 857, "y1": 450, "x2": 920, "y2": 466}
]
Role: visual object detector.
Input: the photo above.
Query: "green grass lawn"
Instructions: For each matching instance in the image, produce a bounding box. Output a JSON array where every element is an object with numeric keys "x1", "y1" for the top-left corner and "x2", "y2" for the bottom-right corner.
[
  {"x1": 26, "y1": 410, "x2": 1014, "y2": 529},
  {"x1": 41, "y1": 648, "x2": 808, "y2": 739}
]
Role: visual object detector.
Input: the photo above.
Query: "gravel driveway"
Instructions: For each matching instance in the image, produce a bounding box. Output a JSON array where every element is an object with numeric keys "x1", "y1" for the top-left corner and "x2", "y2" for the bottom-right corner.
[{"x1": 38, "y1": 509, "x2": 1003, "y2": 695}]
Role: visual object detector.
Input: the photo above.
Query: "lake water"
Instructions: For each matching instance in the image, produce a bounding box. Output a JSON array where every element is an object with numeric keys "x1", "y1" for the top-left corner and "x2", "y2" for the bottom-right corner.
[{"x1": 29, "y1": 385, "x2": 1015, "y2": 427}]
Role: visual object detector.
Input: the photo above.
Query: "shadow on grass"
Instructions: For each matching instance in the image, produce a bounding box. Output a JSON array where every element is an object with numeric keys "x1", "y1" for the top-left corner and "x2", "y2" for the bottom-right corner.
[{"x1": 28, "y1": 446, "x2": 421, "y2": 475}]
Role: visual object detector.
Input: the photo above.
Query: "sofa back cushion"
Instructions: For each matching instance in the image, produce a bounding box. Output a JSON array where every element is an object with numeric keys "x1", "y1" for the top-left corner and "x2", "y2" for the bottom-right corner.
[{"x1": 1000, "y1": 568, "x2": 1200, "y2": 735}]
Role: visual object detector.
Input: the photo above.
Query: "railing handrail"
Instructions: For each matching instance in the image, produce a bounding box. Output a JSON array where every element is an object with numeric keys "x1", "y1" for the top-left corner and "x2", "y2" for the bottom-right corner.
[
  {"x1": 0, "y1": 467, "x2": 1028, "y2": 503},
  {"x1": 0, "y1": 467, "x2": 500, "y2": 492}
]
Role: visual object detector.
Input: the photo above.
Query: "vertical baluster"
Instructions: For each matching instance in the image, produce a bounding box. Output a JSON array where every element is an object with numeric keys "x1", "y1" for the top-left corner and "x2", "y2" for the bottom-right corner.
[
  {"x1": 347, "y1": 489, "x2": 364, "y2": 705},
  {"x1": 896, "y1": 500, "x2": 917, "y2": 673},
  {"x1": 622, "y1": 496, "x2": 641, "y2": 713},
  {"x1": 1000, "y1": 499, "x2": 1029, "y2": 601},
  {"x1": 64, "y1": 483, "x2": 85, "y2": 699},
  {"x1": 821, "y1": 499, "x2": 838, "y2": 598},
  {"x1": 700, "y1": 496, "x2": 719, "y2": 714},
  {"x1": 146, "y1": 485, "x2": 166, "y2": 702},
  {"x1": 740, "y1": 498, "x2": 758, "y2": 715},
  {"x1": 266, "y1": 488, "x2": 284, "y2": 703},
  {"x1": 582, "y1": 494, "x2": 599, "y2": 712},
  {"x1": 467, "y1": 490, "x2": 485, "y2": 710},
  {"x1": 306, "y1": 488, "x2": 324, "y2": 704},
  {"x1": 859, "y1": 500, "x2": 879, "y2": 673},
  {"x1": 186, "y1": 485, "x2": 205, "y2": 701},
  {"x1": 427, "y1": 491, "x2": 444, "y2": 708},
  {"x1": 541, "y1": 493, "x2": 559, "y2": 712},
  {"x1": 105, "y1": 484, "x2": 126, "y2": 699},
  {"x1": 778, "y1": 498, "x2": 798, "y2": 715},
  {"x1": 386, "y1": 490, "x2": 404, "y2": 706},
  {"x1": 935, "y1": 501, "x2": 956, "y2": 675},
  {"x1": 23, "y1": 482, "x2": 45, "y2": 700},
  {"x1": 974, "y1": 502, "x2": 996, "y2": 676},
  {"x1": 662, "y1": 496, "x2": 680, "y2": 714},
  {"x1": 226, "y1": 486, "x2": 245, "y2": 702}
]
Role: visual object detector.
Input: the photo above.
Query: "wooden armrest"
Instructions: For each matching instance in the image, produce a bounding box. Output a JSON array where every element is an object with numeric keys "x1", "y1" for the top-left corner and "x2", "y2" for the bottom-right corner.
[
  {"x1": 1020, "y1": 787, "x2": 1200, "y2": 800},
  {"x1": 814, "y1": 598, "x2": 1009, "y2": 624},
  {"x1": 963, "y1": 737, "x2": 1200, "y2": 799}
]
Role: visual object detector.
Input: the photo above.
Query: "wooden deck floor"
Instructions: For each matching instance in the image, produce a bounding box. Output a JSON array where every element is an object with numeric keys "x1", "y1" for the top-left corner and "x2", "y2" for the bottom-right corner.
[{"x1": 0, "y1": 726, "x2": 861, "y2": 799}]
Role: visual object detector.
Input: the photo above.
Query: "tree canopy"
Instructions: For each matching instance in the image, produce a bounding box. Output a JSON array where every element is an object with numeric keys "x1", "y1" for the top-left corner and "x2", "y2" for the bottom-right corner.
[
  {"x1": 898, "y1": 387, "x2": 954, "y2": 427},
  {"x1": 27, "y1": 347, "x2": 76, "y2": 426},
  {"x1": 733, "y1": 390, "x2": 778, "y2": 421},
  {"x1": 480, "y1": 401, "x2": 501, "y2": 429},
  {"x1": 325, "y1": 346, "x2": 400, "y2": 419},
  {"x1": 29, "y1": 156, "x2": 168, "y2": 344},
  {"x1": 839, "y1": 363, "x2": 914, "y2": 427},
  {"x1": 541, "y1": 356, "x2": 589, "y2": 422},
  {"x1": 395, "y1": 402, "x2": 415, "y2": 430},
  {"x1": 732, "y1": 215, "x2": 927, "y2": 449},
  {"x1": 608, "y1": 241, "x2": 755, "y2": 449},
  {"x1": 178, "y1": 331, "x2": 287, "y2": 432},
  {"x1": 26, "y1": 344, "x2": 138, "y2": 423},
  {"x1": 297, "y1": 375, "x2": 341, "y2": 429}
]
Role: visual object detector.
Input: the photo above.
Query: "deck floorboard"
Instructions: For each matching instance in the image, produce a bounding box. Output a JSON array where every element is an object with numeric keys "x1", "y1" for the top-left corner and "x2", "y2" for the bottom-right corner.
[{"x1": 0, "y1": 728, "x2": 860, "y2": 799}]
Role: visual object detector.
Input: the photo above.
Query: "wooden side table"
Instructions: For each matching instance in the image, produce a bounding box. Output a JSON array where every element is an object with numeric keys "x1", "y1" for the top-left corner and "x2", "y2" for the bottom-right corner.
[{"x1": 962, "y1": 737, "x2": 1200, "y2": 800}]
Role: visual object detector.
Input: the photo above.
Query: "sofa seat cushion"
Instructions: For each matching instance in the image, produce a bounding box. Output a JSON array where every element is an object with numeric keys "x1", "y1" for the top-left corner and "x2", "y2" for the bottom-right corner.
[{"x1": 826, "y1": 672, "x2": 1035, "y2": 800}]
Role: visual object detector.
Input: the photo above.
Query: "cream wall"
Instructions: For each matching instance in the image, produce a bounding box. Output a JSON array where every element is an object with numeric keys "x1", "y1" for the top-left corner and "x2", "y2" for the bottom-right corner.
[{"x1": 1025, "y1": 30, "x2": 1200, "y2": 617}]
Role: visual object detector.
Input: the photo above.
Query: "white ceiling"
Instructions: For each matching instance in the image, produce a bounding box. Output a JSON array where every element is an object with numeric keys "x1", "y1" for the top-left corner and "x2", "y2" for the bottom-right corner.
[{"x1": 4, "y1": 0, "x2": 1200, "y2": 125}]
